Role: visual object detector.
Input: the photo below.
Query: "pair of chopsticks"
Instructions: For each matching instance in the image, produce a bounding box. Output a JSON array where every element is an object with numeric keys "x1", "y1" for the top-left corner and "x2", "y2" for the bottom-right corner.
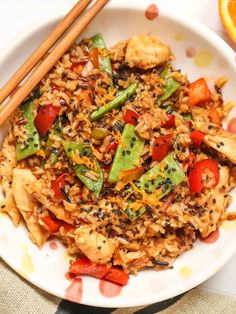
[{"x1": 0, "y1": 0, "x2": 108, "y2": 126}]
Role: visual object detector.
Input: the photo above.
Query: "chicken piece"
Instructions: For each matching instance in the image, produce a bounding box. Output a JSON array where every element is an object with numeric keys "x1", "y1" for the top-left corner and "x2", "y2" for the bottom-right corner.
[
  {"x1": 12, "y1": 168, "x2": 49, "y2": 247},
  {"x1": 204, "y1": 131, "x2": 236, "y2": 164},
  {"x1": 29, "y1": 179, "x2": 73, "y2": 224},
  {"x1": 0, "y1": 132, "x2": 20, "y2": 226},
  {"x1": 200, "y1": 166, "x2": 230, "y2": 237},
  {"x1": 125, "y1": 35, "x2": 171, "y2": 70},
  {"x1": 74, "y1": 225, "x2": 114, "y2": 264}
]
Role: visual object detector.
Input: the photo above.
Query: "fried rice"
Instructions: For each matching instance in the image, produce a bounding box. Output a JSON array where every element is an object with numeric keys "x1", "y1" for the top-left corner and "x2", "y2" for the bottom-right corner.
[{"x1": 1, "y1": 33, "x2": 236, "y2": 283}]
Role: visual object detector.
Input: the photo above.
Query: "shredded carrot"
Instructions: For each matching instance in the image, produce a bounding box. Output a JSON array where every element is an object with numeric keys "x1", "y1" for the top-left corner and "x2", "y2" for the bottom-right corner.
[
  {"x1": 36, "y1": 150, "x2": 46, "y2": 158},
  {"x1": 71, "y1": 151, "x2": 98, "y2": 172}
]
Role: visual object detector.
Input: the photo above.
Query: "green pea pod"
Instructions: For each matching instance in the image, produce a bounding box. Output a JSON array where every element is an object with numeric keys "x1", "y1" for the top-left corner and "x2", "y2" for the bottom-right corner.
[
  {"x1": 158, "y1": 78, "x2": 180, "y2": 104},
  {"x1": 90, "y1": 83, "x2": 138, "y2": 121},
  {"x1": 126, "y1": 153, "x2": 185, "y2": 221},
  {"x1": 108, "y1": 124, "x2": 145, "y2": 183},
  {"x1": 16, "y1": 99, "x2": 40, "y2": 161},
  {"x1": 62, "y1": 141, "x2": 103, "y2": 198},
  {"x1": 91, "y1": 33, "x2": 112, "y2": 76},
  {"x1": 159, "y1": 67, "x2": 171, "y2": 79}
]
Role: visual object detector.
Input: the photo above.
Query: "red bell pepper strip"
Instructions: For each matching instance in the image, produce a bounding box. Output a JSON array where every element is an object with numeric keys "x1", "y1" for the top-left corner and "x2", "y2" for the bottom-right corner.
[
  {"x1": 69, "y1": 257, "x2": 110, "y2": 279},
  {"x1": 124, "y1": 110, "x2": 139, "y2": 126},
  {"x1": 42, "y1": 216, "x2": 62, "y2": 233},
  {"x1": 152, "y1": 134, "x2": 172, "y2": 162},
  {"x1": 90, "y1": 47, "x2": 99, "y2": 69},
  {"x1": 188, "y1": 78, "x2": 211, "y2": 106},
  {"x1": 106, "y1": 141, "x2": 118, "y2": 153},
  {"x1": 69, "y1": 257, "x2": 129, "y2": 285},
  {"x1": 119, "y1": 167, "x2": 145, "y2": 183},
  {"x1": 105, "y1": 267, "x2": 129, "y2": 286},
  {"x1": 190, "y1": 130, "x2": 205, "y2": 148},
  {"x1": 163, "y1": 114, "x2": 175, "y2": 129},
  {"x1": 51, "y1": 174, "x2": 66, "y2": 199},
  {"x1": 188, "y1": 159, "x2": 220, "y2": 193},
  {"x1": 42, "y1": 215, "x2": 73, "y2": 233},
  {"x1": 208, "y1": 109, "x2": 221, "y2": 126},
  {"x1": 35, "y1": 104, "x2": 61, "y2": 136}
]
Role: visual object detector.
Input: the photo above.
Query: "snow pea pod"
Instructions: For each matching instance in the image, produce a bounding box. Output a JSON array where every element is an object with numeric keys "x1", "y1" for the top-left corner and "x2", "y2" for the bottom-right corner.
[
  {"x1": 108, "y1": 124, "x2": 144, "y2": 183},
  {"x1": 91, "y1": 33, "x2": 112, "y2": 76},
  {"x1": 126, "y1": 153, "x2": 185, "y2": 221},
  {"x1": 90, "y1": 83, "x2": 138, "y2": 121},
  {"x1": 16, "y1": 99, "x2": 40, "y2": 161},
  {"x1": 158, "y1": 78, "x2": 180, "y2": 103},
  {"x1": 62, "y1": 141, "x2": 103, "y2": 198}
]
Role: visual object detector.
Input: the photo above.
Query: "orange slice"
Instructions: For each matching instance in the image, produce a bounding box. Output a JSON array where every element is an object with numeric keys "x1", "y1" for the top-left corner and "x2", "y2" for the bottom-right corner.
[{"x1": 219, "y1": 0, "x2": 236, "y2": 42}]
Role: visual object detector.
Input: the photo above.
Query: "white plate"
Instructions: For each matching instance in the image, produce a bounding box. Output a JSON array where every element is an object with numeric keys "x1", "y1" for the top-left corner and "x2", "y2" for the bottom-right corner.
[{"x1": 0, "y1": 1, "x2": 236, "y2": 308}]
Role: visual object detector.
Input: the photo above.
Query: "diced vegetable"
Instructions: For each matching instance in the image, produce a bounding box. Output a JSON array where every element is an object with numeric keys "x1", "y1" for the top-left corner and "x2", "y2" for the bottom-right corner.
[
  {"x1": 16, "y1": 99, "x2": 41, "y2": 161},
  {"x1": 208, "y1": 109, "x2": 221, "y2": 126},
  {"x1": 119, "y1": 167, "x2": 144, "y2": 183},
  {"x1": 190, "y1": 130, "x2": 205, "y2": 148},
  {"x1": 188, "y1": 78, "x2": 211, "y2": 106},
  {"x1": 152, "y1": 134, "x2": 172, "y2": 162},
  {"x1": 163, "y1": 114, "x2": 175, "y2": 129},
  {"x1": 188, "y1": 159, "x2": 220, "y2": 193},
  {"x1": 69, "y1": 257, "x2": 109, "y2": 279},
  {"x1": 108, "y1": 124, "x2": 145, "y2": 183},
  {"x1": 104, "y1": 267, "x2": 129, "y2": 286},
  {"x1": 91, "y1": 33, "x2": 112, "y2": 76},
  {"x1": 182, "y1": 113, "x2": 192, "y2": 121},
  {"x1": 90, "y1": 47, "x2": 99, "y2": 69},
  {"x1": 160, "y1": 67, "x2": 171, "y2": 79},
  {"x1": 35, "y1": 104, "x2": 61, "y2": 136},
  {"x1": 62, "y1": 141, "x2": 103, "y2": 197},
  {"x1": 126, "y1": 153, "x2": 185, "y2": 221},
  {"x1": 69, "y1": 257, "x2": 129, "y2": 285},
  {"x1": 91, "y1": 128, "x2": 109, "y2": 140},
  {"x1": 90, "y1": 83, "x2": 138, "y2": 121},
  {"x1": 124, "y1": 109, "x2": 139, "y2": 125},
  {"x1": 106, "y1": 141, "x2": 118, "y2": 153},
  {"x1": 51, "y1": 174, "x2": 66, "y2": 199},
  {"x1": 42, "y1": 215, "x2": 73, "y2": 233},
  {"x1": 42, "y1": 215, "x2": 61, "y2": 233},
  {"x1": 158, "y1": 78, "x2": 180, "y2": 103}
]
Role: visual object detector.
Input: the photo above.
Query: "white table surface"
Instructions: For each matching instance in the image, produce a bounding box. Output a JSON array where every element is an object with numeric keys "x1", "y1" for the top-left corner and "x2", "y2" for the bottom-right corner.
[{"x1": 0, "y1": 0, "x2": 235, "y2": 297}]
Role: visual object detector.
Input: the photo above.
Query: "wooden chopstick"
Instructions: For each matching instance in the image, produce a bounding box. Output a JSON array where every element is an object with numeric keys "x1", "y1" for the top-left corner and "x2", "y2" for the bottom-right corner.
[
  {"x1": 0, "y1": 0, "x2": 92, "y2": 105},
  {"x1": 0, "y1": 0, "x2": 108, "y2": 127}
]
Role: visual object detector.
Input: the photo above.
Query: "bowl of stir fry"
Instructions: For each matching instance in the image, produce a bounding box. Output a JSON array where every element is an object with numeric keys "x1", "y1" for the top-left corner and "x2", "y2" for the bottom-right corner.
[{"x1": 0, "y1": 2, "x2": 236, "y2": 307}]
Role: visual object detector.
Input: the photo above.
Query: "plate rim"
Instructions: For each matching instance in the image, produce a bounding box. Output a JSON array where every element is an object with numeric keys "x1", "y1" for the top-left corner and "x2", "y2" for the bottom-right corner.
[{"x1": 0, "y1": 2, "x2": 236, "y2": 307}]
